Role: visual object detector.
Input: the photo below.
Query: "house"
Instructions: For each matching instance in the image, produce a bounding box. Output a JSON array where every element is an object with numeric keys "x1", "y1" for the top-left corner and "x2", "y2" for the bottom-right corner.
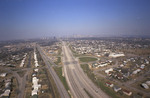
[
  {"x1": 32, "y1": 73, "x2": 36, "y2": 77},
  {"x1": 140, "y1": 64, "x2": 145, "y2": 69},
  {"x1": 0, "y1": 89, "x2": 11, "y2": 97},
  {"x1": 98, "y1": 63, "x2": 107, "y2": 67},
  {"x1": 116, "y1": 74, "x2": 123, "y2": 80},
  {"x1": 146, "y1": 81, "x2": 150, "y2": 85},
  {"x1": 32, "y1": 90, "x2": 38, "y2": 96},
  {"x1": 5, "y1": 82, "x2": 11, "y2": 88},
  {"x1": 122, "y1": 89, "x2": 132, "y2": 96},
  {"x1": 105, "y1": 68, "x2": 113, "y2": 74},
  {"x1": 34, "y1": 69, "x2": 38, "y2": 72},
  {"x1": 132, "y1": 69, "x2": 141, "y2": 74},
  {"x1": 120, "y1": 64, "x2": 124, "y2": 67},
  {"x1": 146, "y1": 61, "x2": 149, "y2": 64},
  {"x1": 106, "y1": 82, "x2": 114, "y2": 87},
  {"x1": 141, "y1": 83, "x2": 149, "y2": 89},
  {"x1": 0, "y1": 73, "x2": 7, "y2": 77},
  {"x1": 113, "y1": 85, "x2": 121, "y2": 92}
]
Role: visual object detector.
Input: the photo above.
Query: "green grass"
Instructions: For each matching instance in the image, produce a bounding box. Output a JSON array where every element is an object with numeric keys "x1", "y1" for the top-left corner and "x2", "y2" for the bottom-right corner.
[
  {"x1": 44, "y1": 68, "x2": 60, "y2": 98},
  {"x1": 81, "y1": 64, "x2": 119, "y2": 98},
  {"x1": 54, "y1": 57, "x2": 61, "y2": 65},
  {"x1": 79, "y1": 57, "x2": 97, "y2": 62},
  {"x1": 53, "y1": 67, "x2": 69, "y2": 91},
  {"x1": 57, "y1": 49, "x2": 62, "y2": 56}
]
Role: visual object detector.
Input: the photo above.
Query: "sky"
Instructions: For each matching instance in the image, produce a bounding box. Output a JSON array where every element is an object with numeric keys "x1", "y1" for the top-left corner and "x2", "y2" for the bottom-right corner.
[{"x1": 0, "y1": 0, "x2": 150, "y2": 40}]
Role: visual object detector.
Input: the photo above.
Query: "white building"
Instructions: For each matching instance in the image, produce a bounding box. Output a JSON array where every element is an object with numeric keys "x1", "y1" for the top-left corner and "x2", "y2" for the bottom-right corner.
[
  {"x1": 146, "y1": 81, "x2": 150, "y2": 85},
  {"x1": 34, "y1": 51, "x2": 39, "y2": 67},
  {"x1": 32, "y1": 77, "x2": 41, "y2": 96},
  {"x1": 109, "y1": 53, "x2": 125, "y2": 58},
  {"x1": 132, "y1": 69, "x2": 141, "y2": 74},
  {"x1": 141, "y1": 83, "x2": 149, "y2": 89},
  {"x1": 105, "y1": 68, "x2": 113, "y2": 74},
  {"x1": 98, "y1": 63, "x2": 107, "y2": 67},
  {"x1": 0, "y1": 73, "x2": 7, "y2": 77},
  {"x1": 20, "y1": 53, "x2": 27, "y2": 67}
]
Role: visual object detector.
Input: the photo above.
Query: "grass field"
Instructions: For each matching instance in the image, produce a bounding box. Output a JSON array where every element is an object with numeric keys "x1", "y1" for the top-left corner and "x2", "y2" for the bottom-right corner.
[
  {"x1": 80, "y1": 64, "x2": 119, "y2": 98},
  {"x1": 79, "y1": 57, "x2": 97, "y2": 62},
  {"x1": 54, "y1": 57, "x2": 61, "y2": 65},
  {"x1": 53, "y1": 67, "x2": 70, "y2": 91}
]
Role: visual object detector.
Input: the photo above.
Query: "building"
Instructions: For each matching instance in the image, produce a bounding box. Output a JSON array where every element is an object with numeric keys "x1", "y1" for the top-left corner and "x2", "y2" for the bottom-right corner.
[
  {"x1": 146, "y1": 81, "x2": 150, "y2": 85},
  {"x1": 141, "y1": 83, "x2": 149, "y2": 89},
  {"x1": 0, "y1": 89, "x2": 11, "y2": 97},
  {"x1": 113, "y1": 85, "x2": 121, "y2": 92},
  {"x1": 0, "y1": 73, "x2": 7, "y2": 77},
  {"x1": 106, "y1": 82, "x2": 114, "y2": 87},
  {"x1": 132, "y1": 69, "x2": 141, "y2": 74},
  {"x1": 109, "y1": 53, "x2": 125, "y2": 58},
  {"x1": 122, "y1": 89, "x2": 132, "y2": 96},
  {"x1": 105, "y1": 68, "x2": 113, "y2": 74}
]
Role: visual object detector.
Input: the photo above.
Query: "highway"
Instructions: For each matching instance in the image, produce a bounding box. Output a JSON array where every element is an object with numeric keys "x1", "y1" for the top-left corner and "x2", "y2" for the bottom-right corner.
[
  {"x1": 62, "y1": 42, "x2": 110, "y2": 98},
  {"x1": 37, "y1": 45, "x2": 69, "y2": 98}
]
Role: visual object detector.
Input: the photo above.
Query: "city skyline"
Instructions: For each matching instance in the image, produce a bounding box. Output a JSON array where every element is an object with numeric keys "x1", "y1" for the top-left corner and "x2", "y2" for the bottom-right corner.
[{"x1": 0, "y1": 0, "x2": 150, "y2": 40}]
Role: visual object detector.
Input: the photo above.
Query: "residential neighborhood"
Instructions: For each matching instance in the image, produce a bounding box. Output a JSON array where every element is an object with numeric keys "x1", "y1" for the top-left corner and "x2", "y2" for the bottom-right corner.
[{"x1": 68, "y1": 38, "x2": 150, "y2": 98}]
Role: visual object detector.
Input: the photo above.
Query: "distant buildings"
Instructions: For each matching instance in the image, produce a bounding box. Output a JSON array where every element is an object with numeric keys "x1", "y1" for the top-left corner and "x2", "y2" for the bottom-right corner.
[
  {"x1": 20, "y1": 53, "x2": 27, "y2": 67},
  {"x1": 34, "y1": 51, "x2": 39, "y2": 67}
]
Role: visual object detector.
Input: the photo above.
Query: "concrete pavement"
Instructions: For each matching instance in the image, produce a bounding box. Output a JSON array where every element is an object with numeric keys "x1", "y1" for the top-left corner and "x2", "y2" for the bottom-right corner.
[
  {"x1": 37, "y1": 45, "x2": 69, "y2": 98},
  {"x1": 62, "y1": 41, "x2": 109, "y2": 98}
]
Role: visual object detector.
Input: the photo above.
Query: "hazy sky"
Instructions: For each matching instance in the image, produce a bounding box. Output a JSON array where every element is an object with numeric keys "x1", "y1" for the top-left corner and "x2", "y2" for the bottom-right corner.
[{"x1": 0, "y1": 0, "x2": 150, "y2": 40}]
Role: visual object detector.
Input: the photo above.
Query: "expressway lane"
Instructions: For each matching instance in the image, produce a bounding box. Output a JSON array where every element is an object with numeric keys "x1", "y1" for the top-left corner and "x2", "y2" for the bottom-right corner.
[
  {"x1": 62, "y1": 42, "x2": 110, "y2": 98},
  {"x1": 37, "y1": 45, "x2": 69, "y2": 98}
]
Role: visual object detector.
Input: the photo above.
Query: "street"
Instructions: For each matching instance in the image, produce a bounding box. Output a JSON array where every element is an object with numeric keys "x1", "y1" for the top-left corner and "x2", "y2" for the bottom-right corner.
[{"x1": 62, "y1": 42, "x2": 109, "y2": 98}]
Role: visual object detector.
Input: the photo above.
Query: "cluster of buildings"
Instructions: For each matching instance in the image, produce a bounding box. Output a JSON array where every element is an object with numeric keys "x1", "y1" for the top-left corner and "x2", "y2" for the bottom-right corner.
[
  {"x1": 106, "y1": 82, "x2": 132, "y2": 96},
  {"x1": 20, "y1": 53, "x2": 27, "y2": 67},
  {"x1": 69, "y1": 39, "x2": 150, "y2": 97},
  {"x1": 0, "y1": 73, "x2": 12, "y2": 98},
  {"x1": 43, "y1": 42, "x2": 61, "y2": 55},
  {"x1": 70, "y1": 40, "x2": 126, "y2": 58},
  {"x1": 91, "y1": 60, "x2": 112, "y2": 68},
  {"x1": 31, "y1": 50, "x2": 41, "y2": 97},
  {"x1": 34, "y1": 51, "x2": 39, "y2": 67},
  {"x1": 70, "y1": 38, "x2": 150, "y2": 57},
  {"x1": 103, "y1": 56, "x2": 150, "y2": 81},
  {"x1": 42, "y1": 42, "x2": 61, "y2": 62},
  {"x1": 32, "y1": 69, "x2": 41, "y2": 96},
  {"x1": 0, "y1": 43, "x2": 32, "y2": 68}
]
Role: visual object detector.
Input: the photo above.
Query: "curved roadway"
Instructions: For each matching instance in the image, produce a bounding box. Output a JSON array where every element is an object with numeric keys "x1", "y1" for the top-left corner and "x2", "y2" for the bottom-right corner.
[{"x1": 62, "y1": 42, "x2": 109, "y2": 98}]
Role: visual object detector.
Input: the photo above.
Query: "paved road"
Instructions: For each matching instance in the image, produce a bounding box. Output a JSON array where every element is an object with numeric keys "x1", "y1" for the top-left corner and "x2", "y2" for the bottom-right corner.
[
  {"x1": 3, "y1": 67, "x2": 30, "y2": 98},
  {"x1": 62, "y1": 42, "x2": 109, "y2": 98},
  {"x1": 37, "y1": 45, "x2": 69, "y2": 98}
]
